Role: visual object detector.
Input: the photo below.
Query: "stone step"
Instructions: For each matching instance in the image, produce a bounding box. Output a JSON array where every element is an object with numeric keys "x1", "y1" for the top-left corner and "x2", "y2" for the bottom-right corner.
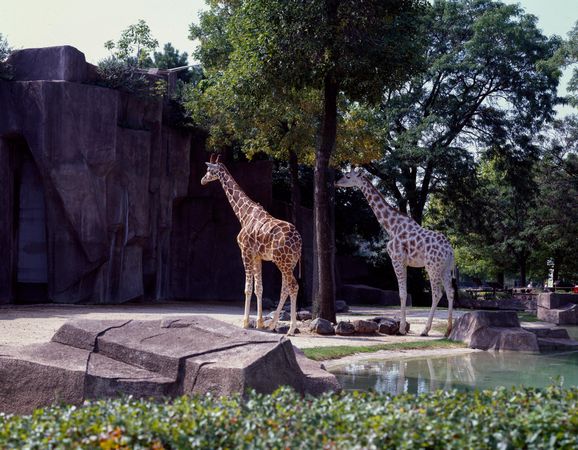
[
  {"x1": 537, "y1": 338, "x2": 578, "y2": 352},
  {"x1": 523, "y1": 326, "x2": 570, "y2": 339}
]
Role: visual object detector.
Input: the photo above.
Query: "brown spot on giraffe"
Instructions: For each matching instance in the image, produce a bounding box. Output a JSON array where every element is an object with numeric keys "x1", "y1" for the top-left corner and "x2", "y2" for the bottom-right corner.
[{"x1": 201, "y1": 156, "x2": 302, "y2": 335}]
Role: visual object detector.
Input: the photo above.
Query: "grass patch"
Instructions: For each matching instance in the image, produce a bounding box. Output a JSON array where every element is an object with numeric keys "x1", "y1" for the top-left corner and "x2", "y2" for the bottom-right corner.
[
  {"x1": 302, "y1": 338, "x2": 466, "y2": 361},
  {"x1": 517, "y1": 311, "x2": 540, "y2": 322}
]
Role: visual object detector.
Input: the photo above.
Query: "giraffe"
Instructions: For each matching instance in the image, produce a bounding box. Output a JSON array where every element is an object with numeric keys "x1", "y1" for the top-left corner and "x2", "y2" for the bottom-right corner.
[
  {"x1": 335, "y1": 168, "x2": 455, "y2": 336},
  {"x1": 201, "y1": 154, "x2": 302, "y2": 335}
]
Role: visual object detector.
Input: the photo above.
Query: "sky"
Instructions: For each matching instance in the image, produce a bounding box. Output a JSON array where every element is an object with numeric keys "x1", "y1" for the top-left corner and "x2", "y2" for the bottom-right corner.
[{"x1": 0, "y1": 0, "x2": 576, "y2": 112}]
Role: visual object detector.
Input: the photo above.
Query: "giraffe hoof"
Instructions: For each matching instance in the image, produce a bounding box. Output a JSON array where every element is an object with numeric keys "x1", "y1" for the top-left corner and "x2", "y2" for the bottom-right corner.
[
  {"x1": 243, "y1": 320, "x2": 250, "y2": 329},
  {"x1": 420, "y1": 330, "x2": 429, "y2": 337},
  {"x1": 286, "y1": 328, "x2": 299, "y2": 336},
  {"x1": 256, "y1": 319, "x2": 265, "y2": 329},
  {"x1": 444, "y1": 328, "x2": 452, "y2": 338}
]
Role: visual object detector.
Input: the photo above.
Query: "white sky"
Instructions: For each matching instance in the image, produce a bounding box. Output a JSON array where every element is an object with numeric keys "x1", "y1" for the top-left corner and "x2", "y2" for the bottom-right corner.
[{"x1": 0, "y1": 0, "x2": 576, "y2": 113}]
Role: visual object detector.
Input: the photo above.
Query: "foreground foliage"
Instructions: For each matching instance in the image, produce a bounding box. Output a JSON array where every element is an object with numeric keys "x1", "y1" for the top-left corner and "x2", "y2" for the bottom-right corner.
[{"x1": 1, "y1": 385, "x2": 576, "y2": 449}]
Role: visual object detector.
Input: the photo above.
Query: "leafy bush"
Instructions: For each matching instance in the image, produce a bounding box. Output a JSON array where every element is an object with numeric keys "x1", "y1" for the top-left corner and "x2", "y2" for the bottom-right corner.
[
  {"x1": 1, "y1": 385, "x2": 576, "y2": 449},
  {"x1": 95, "y1": 57, "x2": 163, "y2": 97}
]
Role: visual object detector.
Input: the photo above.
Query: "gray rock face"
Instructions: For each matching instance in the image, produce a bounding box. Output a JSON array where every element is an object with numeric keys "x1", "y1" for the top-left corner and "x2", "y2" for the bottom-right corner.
[
  {"x1": 0, "y1": 46, "x2": 284, "y2": 305},
  {"x1": 0, "y1": 316, "x2": 340, "y2": 414},
  {"x1": 335, "y1": 321, "x2": 355, "y2": 336},
  {"x1": 309, "y1": 318, "x2": 335, "y2": 335},
  {"x1": 353, "y1": 320, "x2": 379, "y2": 335},
  {"x1": 340, "y1": 284, "x2": 412, "y2": 306},
  {"x1": 449, "y1": 311, "x2": 539, "y2": 352}
]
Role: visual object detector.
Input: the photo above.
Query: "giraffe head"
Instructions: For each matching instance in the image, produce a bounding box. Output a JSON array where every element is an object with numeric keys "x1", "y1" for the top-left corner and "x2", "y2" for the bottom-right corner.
[
  {"x1": 201, "y1": 153, "x2": 223, "y2": 185},
  {"x1": 335, "y1": 168, "x2": 365, "y2": 189}
]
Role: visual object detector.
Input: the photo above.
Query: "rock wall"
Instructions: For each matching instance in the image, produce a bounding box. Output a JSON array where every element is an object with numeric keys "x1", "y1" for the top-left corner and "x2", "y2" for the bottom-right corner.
[{"x1": 0, "y1": 46, "x2": 275, "y2": 304}]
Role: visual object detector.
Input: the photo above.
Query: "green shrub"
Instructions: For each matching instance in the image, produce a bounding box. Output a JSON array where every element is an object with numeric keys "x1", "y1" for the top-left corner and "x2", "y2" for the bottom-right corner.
[
  {"x1": 95, "y1": 57, "x2": 162, "y2": 97},
  {"x1": 1, "y1": 385, "x2": 576, "y2": 449}
]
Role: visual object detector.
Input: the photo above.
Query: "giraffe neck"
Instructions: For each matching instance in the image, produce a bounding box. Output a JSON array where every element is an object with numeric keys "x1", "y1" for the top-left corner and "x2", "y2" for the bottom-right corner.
[
  {"x1": 358, "y1": 177, "x2": 406, "y2": 234},
  {"x1": 217, "y1": 166, "x2": 261, "y2": 227}
]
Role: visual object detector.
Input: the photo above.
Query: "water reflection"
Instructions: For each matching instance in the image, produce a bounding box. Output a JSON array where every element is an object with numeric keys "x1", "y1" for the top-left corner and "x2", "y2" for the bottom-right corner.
[{"x1": 331, "y1": 351, "x2": 578, "y2": 394}]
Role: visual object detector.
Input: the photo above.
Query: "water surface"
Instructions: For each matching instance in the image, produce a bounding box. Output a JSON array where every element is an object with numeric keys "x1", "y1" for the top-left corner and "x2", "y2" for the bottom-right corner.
[{"x1": 331, "y1": 350, "x2": 578, "y2": 395}]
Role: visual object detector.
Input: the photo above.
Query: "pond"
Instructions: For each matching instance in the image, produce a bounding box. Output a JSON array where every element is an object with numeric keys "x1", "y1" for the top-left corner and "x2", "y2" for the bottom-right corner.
[{"x1": 331, "y1": 350, "x2": 578, "y2": 395}]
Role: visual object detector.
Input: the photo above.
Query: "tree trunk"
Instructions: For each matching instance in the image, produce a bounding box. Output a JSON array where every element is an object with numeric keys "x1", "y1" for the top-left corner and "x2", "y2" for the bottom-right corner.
[
  {"x1": 289, "y1": 148, "x2": 306, "y2": 309},
  {"x1": 519, "y1": 258, "x2": 527, "y2": 287},
  {"x1": 496, "y1": 272, "x2": 505, "y2": 289},
  {"x1": 312, "y1": 73, "x2": 337, "y2": 323}
]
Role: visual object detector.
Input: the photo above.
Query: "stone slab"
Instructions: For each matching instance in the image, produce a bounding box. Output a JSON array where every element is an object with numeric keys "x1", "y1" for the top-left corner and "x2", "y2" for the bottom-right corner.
[
  {"x1": 449, "y1": 311, "x2": 538, "y2": 352},
  {"x1": 0, "y1": 316, "x2": 340, "y2": 414},
  {"x1": 537, "y1": 304, "x2": 578, "y2": 325}
]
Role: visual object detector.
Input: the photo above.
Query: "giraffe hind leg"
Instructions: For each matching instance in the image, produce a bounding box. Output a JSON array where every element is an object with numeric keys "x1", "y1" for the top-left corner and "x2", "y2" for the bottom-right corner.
[
  {"x1": 442, "y1": 267, "x2": 455, "y2": 337},
  {"x1": 286, "y1": 269, "x2": 299, "y2": 335},
  {"x1": 422, "y1": 274, "x2": 443, "y2": 336}
]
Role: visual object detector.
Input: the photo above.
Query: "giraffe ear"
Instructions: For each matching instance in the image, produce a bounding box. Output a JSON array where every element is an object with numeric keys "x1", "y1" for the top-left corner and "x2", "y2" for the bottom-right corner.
[
  {"x1": 205, "y1": 162, "x2": 217, "y2": 169},
  {"x1": 216, "y1": 154, "x2": 222, "y2": 163}
]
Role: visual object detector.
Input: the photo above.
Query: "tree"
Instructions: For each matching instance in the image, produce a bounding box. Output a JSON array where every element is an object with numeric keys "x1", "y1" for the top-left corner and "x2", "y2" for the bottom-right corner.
[
  {"x1": 188, "y1": 0, "x2": 427, "y2": 321},
  {"x1": 104, "y1": 19, "x2": 159, "y2": 68},
  {"x1": 0, "y1": 33, "x2": 11, "y2": 79},
  {"x1": 529, "y1": 117, "x2": 578, "y2": 283},
  {"x1": 153, "y1": 43, "x2": 195, "y2": 83},
  {"x1": 363, "y1": 0, "x2": 560, "y2": 226}
]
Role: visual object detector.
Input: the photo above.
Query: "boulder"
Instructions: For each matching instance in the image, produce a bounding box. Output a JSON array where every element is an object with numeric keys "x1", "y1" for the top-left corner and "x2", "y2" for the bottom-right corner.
[
  {"x1": 449, "y1": 311, "x2": 539, "y2": 352},
  {"x1": 275, "y1": 324, "x2": 300, "y2": 334},
  {"x1": 297, "y1": 310, "x2": 312, "y2": 321},
  {"x1": 0, "y1": 316, "x2": 340, "y2": 414},
  {"x1": 268, "y1": 310, "x2": 291, "y2": 321},
  {"x1": 372, "y1": 317, "x2": 410, "y2": 335},
  {"x1": 309, "y1": 318, "x2": 335, "y2": 335},
  {"x1": 353, "y1": 320, "x2": 379, "y2": 335},
  {"x1": 335, "y1": 321, "x2": 355, "y2": 336}
]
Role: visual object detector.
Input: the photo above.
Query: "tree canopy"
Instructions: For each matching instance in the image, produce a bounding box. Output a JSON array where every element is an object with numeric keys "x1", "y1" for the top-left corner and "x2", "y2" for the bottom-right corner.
[
  {"x1": 188, "y1": 0, "x2": 428, "y2": 320},
  {"x1": 362, "y1": 0, "x2": 561, "y2": 225}
]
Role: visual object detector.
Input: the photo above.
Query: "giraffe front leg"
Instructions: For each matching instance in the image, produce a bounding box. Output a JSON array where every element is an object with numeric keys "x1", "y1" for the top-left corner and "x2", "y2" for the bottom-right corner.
[
  {"x1": 392, "y1": 260, "x2": 408, "y2": 335},
  {"x1": 241, "y1": 252, "x2": 254, "y2": 329},
  {"x1": 422, "y1": 275, "x2": 442, "y2": 336},
  {"x1": 253, "y1": 259, "x2": 265, "y2": 329}
]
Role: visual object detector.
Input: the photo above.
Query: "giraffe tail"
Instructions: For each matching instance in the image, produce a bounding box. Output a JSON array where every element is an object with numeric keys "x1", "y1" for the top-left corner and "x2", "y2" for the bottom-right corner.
[{"x1": 298, "y1": 258, "x2": 302, "y2": 279}]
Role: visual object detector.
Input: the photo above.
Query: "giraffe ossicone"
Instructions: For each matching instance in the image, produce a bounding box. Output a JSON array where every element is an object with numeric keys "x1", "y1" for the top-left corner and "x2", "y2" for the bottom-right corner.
[
  {"x1": 335, "y1": 168, "x2": 456, "y2": 336},
  {"x1": 201, "y1": 155, "x2": 302, "y2": 335}
]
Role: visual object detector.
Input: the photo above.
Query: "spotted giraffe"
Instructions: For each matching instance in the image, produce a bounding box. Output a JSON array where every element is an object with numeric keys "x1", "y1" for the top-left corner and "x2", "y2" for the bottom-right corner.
[
  {"x1": 201, "y1": 154, "x2": 302, "y2": 335},
  {"x1": 336, "y1": 168, "x2": 455, "y2": 336}
]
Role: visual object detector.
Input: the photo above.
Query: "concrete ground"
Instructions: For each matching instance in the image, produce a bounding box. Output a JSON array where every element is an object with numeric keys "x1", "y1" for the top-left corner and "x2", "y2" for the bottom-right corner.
[{"x1": 0, "y1": 301, "x2": 464, "y2": 349}]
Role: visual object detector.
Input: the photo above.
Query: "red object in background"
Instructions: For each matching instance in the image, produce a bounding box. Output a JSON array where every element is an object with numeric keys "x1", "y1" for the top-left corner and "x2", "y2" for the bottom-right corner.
[{"x1": 573, "y1": 285, "x2": 578, "y2": 294}]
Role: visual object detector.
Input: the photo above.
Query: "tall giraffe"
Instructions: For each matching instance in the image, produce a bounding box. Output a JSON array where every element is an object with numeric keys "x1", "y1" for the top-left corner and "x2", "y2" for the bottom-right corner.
[
  {"x1": 336, "y1": 168, "x2": 455, "y2": 336},
  {"x1": 201, "y1": 154, "x2": 302, "y2": 335}
]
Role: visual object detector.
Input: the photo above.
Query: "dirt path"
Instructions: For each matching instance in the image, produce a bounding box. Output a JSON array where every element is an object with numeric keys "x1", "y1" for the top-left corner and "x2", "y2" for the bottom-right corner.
[{"x1": 0, "y1": 301, "x2": 461, "y2": 349}]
